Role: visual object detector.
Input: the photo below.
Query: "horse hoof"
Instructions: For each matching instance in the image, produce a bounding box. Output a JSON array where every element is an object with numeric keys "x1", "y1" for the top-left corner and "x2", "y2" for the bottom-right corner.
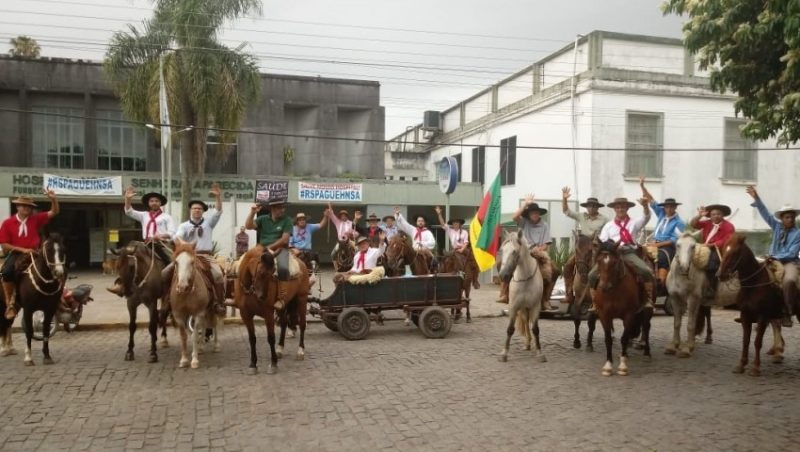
[
  {"x1": 664, "y1": 347, "x2": 677, "y2": 355},
  {"x1": 266, "y1": 365, "x2": 277, "y2": 375},
  {"x1": 537, "y1": 355, "x2": 547, "y2": 363},
  {"x1": 42, "y1": 357, "x2": 54, "y2": 365},
  {"x1": 499, "y1": 355, "x2": 508, "y2": 363},
  {"x1": 465, "y1": 318, "x2": 472, "y2": 324},
  {"x1": 633, "y1": 342, "x2": 644, "y2": 351},
  {"x1": 24, "y1": 360, "x2": 34, "y2": 367},
  {"x1": 0, "y1": 349, "x2": 10, "y2": 357},
  {"x1": 573, "y1": 341, "x2": 581, "y2": 349},
  {"x1": 617, "y1": 369, "x2": 628, "y2": 376},
  {"x1": 147, "y1": 355, "x2": 158, "y2": 364},
  {"x1": 287, "y1": 330, "x2": 295, "y2": 339},
  {"x1": 124, "y1": 352, "x2": 134, "y2": 361},
  {"x1": 677, "y1": 350, "x2": 691, "y2": 358},
  {"x1": 213, "y1": 344, "x2": 221, "y2": 353},
  {"x1": 248, "y1": 366, "x2": 258, "y2": 375},
  {"x1": 772, "y1": 355, "x2": 784, "y2": 364},
  {"x1": 748, "y1": 368, "x2": 761, "y2": 377},
  {"x1": 191, "y1": 360, "x2": 200, "y2": 369},
  {"x1": 732, "y1": 365, "x2": 745, "y2": 374},
  {"x1": 276, "y1": 350, "x2": 283, "y2": 359},
  {"x1": 704, "y1": 337, "x2": 713, "y2": 345},
  {"x1": 766, "y1": 348, "x2": 775, "y2": 356},
  {"x1": 159, "y1": 339, "x2": 169, "y2": 349},
  {"x1": 179, "y1": 359, "x2": 189, "y2": 368},
  {"x1": 586, "y1": 345, "x2": 594, "y2": 353},
  {"x1": 601, "y1": 369, "x2": 611, "y2": 376}
]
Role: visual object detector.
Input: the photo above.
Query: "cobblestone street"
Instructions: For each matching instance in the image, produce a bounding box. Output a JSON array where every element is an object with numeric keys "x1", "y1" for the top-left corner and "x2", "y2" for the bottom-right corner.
[{"x1": 0, "y1": 309, "x2": 799, "y2": 451}]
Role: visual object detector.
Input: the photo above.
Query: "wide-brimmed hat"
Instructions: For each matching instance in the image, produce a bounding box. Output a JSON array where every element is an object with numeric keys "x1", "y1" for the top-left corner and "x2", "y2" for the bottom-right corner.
[
  {"x1": 267, "y1": 199, "x2": 287, "y2": 207},
  {"x1": 142, "y1": 192, "x2": 167, "y2": 206},
  {"x1": 187, "y1": 200, "x2": 208, "y2": 211},
  {"x1": 774, "y1": 204, "x2": 800, "y2": 219},
  {"x1": 607, "y1": 197, "x2": 636, "y2": 209},
  {"x1": 658, "y1": 198, "x2": 682, "y2": 207},
  {"x1": 447, "y1": 218, "x2": 465, "y2": 226},
  {"x1": 382, "y1": 215, "x2": 395, "y2": 222},
  {"x1": 522, "y1": 203, "x2": 548, "y2": 216},
  {"x1": 11, "y1": 196, "x2": 37, "y2": 208},
  {"x1": 580, "y1": 197, "x2": 604, "y2": 208},
  {"x1": 355, "y1": 236, "x2": 369, "y2": 246},
  {"x1": 367, "y1": 213, "x2": 379, "y2": 222},
  {"x1": 294, "y1": 212, "x2": 307, "y2": 223},
  {"x1": 337, "y1": 209, "x2": 350, "y2": 218},
  {"x1": 706, "y1": 204, "x2": 731, "y2": 217}
]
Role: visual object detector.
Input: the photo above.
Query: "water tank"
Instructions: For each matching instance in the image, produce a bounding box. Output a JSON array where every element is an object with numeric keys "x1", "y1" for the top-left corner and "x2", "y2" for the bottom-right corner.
[{"x1": 423, "y1": 111, "x2": 441, "y2": 131}]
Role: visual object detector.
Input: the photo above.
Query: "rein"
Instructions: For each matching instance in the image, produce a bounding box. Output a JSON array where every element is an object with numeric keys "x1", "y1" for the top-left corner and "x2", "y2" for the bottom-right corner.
[
  {"x1": 25, "y1": 241, "x2": 64, "y2": 296},
  {"x1": 723, "y1": 247, "x2": 773, "y2": 289},
  {"x1": 129, "y1": 242, "x2": 156, "y2": 288}
]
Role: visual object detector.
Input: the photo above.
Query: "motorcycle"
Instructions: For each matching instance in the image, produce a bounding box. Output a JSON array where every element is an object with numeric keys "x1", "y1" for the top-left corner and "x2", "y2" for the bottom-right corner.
[{"x1": 27, "y1": 280, "x2": 93, "y2": 341}]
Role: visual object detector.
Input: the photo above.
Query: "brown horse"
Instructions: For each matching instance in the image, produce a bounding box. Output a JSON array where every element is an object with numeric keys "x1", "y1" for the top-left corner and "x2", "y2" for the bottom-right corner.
[
  {"x1": 235, "y1": 250, "x2": 310, "y2": 374},
  {"x1": 592, "y1": 240, "x2": 652, "y2": 376},
  {"x1": 383, "y1": 232, "x2": 432, "y2": 276},
  {"x1": 114, "y1": 240, "x2": 165, "y2": 363},
  {"x1": 570, "y1": 233, "x2": 597, "y2": 350},
  {"x1": 332, "y1": 239, "x2": 355, "y2": 272},
  {"x1": 717, "y1": 234, "x2": 785, "y2": 376},
  {"x1": 14, "y1": 234, "x2": 67, "y2": 366},
  {"x1": 438, "y1": 246, "x2": 478, "y2": 322}
]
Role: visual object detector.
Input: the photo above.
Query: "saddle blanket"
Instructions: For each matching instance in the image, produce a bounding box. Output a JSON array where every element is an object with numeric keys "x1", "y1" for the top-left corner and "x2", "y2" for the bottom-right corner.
[{"x1": 333, "y1": 266, "x2": 385, "y2": 285}]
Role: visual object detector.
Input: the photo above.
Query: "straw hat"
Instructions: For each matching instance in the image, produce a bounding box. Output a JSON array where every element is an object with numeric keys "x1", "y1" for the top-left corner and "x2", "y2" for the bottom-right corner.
[{"x1": 11, "y1": 196, "x2": 37, "y2": 207}]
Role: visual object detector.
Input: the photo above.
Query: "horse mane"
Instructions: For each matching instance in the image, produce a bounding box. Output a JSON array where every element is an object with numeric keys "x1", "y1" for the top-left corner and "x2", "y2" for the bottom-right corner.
[{"x1": 173, "y1": 240, "x2": 197, "y2": 259}]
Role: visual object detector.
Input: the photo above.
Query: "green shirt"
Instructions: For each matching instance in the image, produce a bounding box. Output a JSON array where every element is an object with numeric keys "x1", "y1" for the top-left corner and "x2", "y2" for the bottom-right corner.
[
  {"x1": 565, "y1": 209, "x2": 608, "y2": 236},
  {"x1": 255, "y1": 214, "x2": 293, "y2": 246}
]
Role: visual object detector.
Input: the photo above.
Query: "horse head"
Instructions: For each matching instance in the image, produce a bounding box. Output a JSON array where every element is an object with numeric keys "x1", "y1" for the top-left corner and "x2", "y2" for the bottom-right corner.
[
  {"x1": 498, "y1": 230, "x2": 525, "y2": 281},
  {"x1": 674, "y1": 233, "x2": 697, "y2": 275},
  {"x1": 717, "y1": 234, "x2": 750, "y2": 282},
  {"x1": 574, "y1": 233, "x2": 595, "y2": 276},
  {"x1": 117, "y1": 241, "x2": 147, "y2": 297},
  {"x1": 334, "y1": 238, "x2": 355, "y2": 271},
  {"x1": 253, "y1": 251, "x2": 276, "y2": 299},
  {"x1": 172, "y1": 239, "x2": 197, "y2": 294},
  {"x1": 384, "y1": 232, "x2": 413, "y2": 275},
  {"x1": 594, "y1": 239, "x2": 624, "y2": 291},
  {"x1": 41, "y1": 232, "x2": 67, "y2": 280}
]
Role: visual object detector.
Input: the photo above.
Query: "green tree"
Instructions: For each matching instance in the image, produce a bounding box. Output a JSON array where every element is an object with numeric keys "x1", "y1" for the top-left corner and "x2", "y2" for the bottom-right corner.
[
  {"x1": 663, "y1": 0, "x2": 800, "y2": 145},
  {"x1": 9, "y1": 36, "x2": 41, "y2": 58},
  {"x1": 104, "y1": 0, "x2": 262, "y2": 219}
]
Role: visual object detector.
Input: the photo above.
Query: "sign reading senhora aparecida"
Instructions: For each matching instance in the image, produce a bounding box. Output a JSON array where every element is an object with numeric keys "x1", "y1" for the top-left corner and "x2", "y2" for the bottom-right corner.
[
  {"x1": 298, "y1": 182, "x2": 362, "y2": 202},
  {"x1": 43, "y1": 173, "x2": 122, "y2": 196}
]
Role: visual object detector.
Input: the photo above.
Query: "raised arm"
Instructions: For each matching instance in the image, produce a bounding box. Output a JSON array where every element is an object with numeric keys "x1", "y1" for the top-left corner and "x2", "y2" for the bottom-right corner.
[
  {"x1": 690, "y1": 206, "x2": 707, "y2": 229},
  {"x1": 44, "y1": 189, "x2": 59, "y2": 219},
  {"x1": 512, "y1": 193, "x2": 534, "y2": 224},
  {"x1": 394, "y1": 207, "x2": 415, "y2": 235},
  {"x1": 746, "y1": 185, "x2": 778, "y2": 229},
  {"x1": 326, "y1": 202, "x2": 343, "y2": 228},
  {"x1": 245, "y1": 204, "x2": 260, "y2": 230},
  {"x1": 434, "y1": 206, "x2": 448, "y2": 230},
  {"x1": 318, "y1": 210, "x2": 329, "y2": 229}
]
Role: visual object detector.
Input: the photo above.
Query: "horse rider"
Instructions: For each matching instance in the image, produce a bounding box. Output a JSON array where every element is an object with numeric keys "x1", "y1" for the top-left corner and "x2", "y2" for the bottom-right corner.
[
  {"x1": 640, "y1": 178, "x2": 685, "y2": 292},
  {"x1": 381, "y1": 214, "x2": 399, "y2": 240},
  {"x1": 345, "y1": 234, "x2": 387, "y2": 273},
  {"x1": 289, "y1": 211, "x2": 328, "y2": 259},
  {"x1": 560, "y1": 187, "x2": 608, "y2": 304},
  {"x1": 165, "y1": 183, "x2": 226, "y2": 315},
  {"x1": 589, "y1": 197, "x2": 655, "y2": 305},
  {"x1": 353, "y1": 212, "x2": 383, "y2": 246},
  {"x1": 689, "y1": 202, "x2": 735, "y2": 298},
  {"x1": 746, "y1": 185, "x2": 800, "y2": 327},
  {"x1": 107, "y1": 187, "x2": 175, "y2": 296},
  {"x1": 242, "y1": 199, "x2": 293, "y2": 309},
  {"x1": 434, "y1": 205, "x2": 480, "y2": 289},
  {"x1": 394, "y1": 208, "x2": 436, "y2": 250},
  {"x1": 0, "y1": 191, "x2": 60, "y2": 320},
  {"x1": 326, "y1": 202, "x2": 359, "y2": 261}
]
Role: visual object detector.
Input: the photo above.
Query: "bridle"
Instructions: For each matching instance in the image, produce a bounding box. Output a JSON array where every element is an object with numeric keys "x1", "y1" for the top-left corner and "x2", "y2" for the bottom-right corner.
[
  {"x1": 25, "y1": 239, "x2": 65, "y2": 296},
  {"x1": 126, "y1": 242, "x2": 156, "y2": 289},
  {"x1": 720, "y1": 246, "x2": 772, "y2": 288},
  {"x1": 172, "y1": 249, "x2": 197, "y2": 294},
  {"x1": 596, "y1": 249, "x2": 626, "y2": 289}
]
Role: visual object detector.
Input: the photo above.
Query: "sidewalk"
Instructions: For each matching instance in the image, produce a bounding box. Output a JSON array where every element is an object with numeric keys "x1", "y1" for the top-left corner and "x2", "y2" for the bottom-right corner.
[{"x1": 64, "y1": 270, "x2": 509, "y2": 329}]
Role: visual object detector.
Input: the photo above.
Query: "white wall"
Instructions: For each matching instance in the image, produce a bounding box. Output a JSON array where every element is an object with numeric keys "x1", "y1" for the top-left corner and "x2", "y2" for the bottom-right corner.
[
  {"x1": 497, "y1": 69, "x2": 534, "y2": 109},
  {"x1": 464, "y1": 91, "x2": 492, "y2": 125},
  {"x1": 602, "y1": 39, "x2": 685, "y2": 75},
  {"x1": 541, "y1": 43, "x2": 588, "y2": 90}
]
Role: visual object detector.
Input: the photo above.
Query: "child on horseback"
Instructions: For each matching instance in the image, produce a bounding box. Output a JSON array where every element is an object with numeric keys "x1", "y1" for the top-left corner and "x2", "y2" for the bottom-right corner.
[
  {"x1": 434, "y1": 205, "x2": 480, "y2": 289},
  {"x1": 640, "y1": 178, "x2": 685, "y2": 292},
  {"x1": 0, "y1": 191, "x2": 60, "y2": 320},
  {"x1": 746, "y1": 185, "x2": 800, "y2": 327},
  {"x1": 561, "y1": 187, "x2": 608, "y2": 304},
  {"x1": 589, "y1": 197, "x2": 655, "y2": 306}
]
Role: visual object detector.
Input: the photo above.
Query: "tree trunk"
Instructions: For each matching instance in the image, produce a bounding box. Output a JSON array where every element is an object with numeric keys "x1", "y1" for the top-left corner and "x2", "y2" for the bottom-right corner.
[{"x1": 179, "y1": 131, "x2": 195, "y2": 222}]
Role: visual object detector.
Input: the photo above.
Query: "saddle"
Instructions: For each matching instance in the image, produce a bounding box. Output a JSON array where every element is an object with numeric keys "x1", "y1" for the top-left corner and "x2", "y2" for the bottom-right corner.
[
  {"x1": 530, "y1": 249, "x2": 553, "y2": 283},
  {"x1": 764, "y1": 259, "x2": 785, "y2": 287},
  {"x1": 272, "y1": 252, "x2": 304, "y2": 280},
  {"x1": 194, "y1": 254, "x2": 220, "y2": 304},
  {"x1": 692, "y1": 245, "x2": 712, "y2": 270}
]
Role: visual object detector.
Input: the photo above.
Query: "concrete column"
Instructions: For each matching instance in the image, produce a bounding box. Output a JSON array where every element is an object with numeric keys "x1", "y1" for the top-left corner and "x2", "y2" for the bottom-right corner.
[
  {"x1": 532, "y1": 65, "x2": 542, "y2": 94},
  {"x1": 19, "y1": 88, "x2": 30, "y2": 167},
  {"x1": 83, "y1": 92, "x2": 97, "y2": 170},
  {"x1": 588, "y1": 32, "x2": 604, "y2": 69},
  {"x1": 459, "y1": 102, "x2": 466, "y2": 127},
  {"x1": 683, "y1": 48, "x2": 695, "y2": 76},
  {"x1": 491, "y1": 86, "x2": 499, "y2": 112}
]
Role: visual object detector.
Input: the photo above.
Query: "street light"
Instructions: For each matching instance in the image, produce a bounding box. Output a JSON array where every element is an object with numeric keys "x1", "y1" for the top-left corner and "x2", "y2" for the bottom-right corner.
[{"x1": 145, "y1": 123, "x2": 193, "y2": 215}]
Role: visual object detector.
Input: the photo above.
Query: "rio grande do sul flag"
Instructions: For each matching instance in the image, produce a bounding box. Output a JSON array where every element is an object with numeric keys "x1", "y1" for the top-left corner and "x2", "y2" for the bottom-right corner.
[{"x1": 469, "y1": 173, "x2": 502, "y2": 272}]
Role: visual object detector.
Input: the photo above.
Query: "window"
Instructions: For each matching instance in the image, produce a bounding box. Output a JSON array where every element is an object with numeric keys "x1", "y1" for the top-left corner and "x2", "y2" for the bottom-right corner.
[
  {"x1": 723, "y1": 119, "x2": 757, "y2": 181},
  {"x1": 32, "y1": 107, "x2": 85, "y2": 169},
  {"x1": 204, "y1": 131, "x2": 238, "y2": 174},
  {"x1": 500, "y1": 136, "x2": 516, "y2": 186},
  {"x1": 624, "y1": 112, "x2": 663, "y2": 177},
  {"x1": 452, "y1": 153, "x2": 462, "y2": 182},
  {"x1": 471, "y1": 146, "x2": 485, "y2": 184},
  {"x1": 97, "y1": 110, "x2": 148, "y2": 171}
]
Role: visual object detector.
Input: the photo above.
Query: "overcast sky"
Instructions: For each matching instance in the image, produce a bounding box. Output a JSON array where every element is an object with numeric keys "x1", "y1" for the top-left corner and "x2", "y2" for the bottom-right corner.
[{"x1": 2, "y1": 0, "x2": 686, "y2": 137}]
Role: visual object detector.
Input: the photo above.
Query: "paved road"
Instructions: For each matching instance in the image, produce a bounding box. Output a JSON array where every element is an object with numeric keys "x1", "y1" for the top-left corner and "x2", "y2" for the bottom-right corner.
[{"x1": 0, "y1": 310, "x2": 798, "y2": 451}]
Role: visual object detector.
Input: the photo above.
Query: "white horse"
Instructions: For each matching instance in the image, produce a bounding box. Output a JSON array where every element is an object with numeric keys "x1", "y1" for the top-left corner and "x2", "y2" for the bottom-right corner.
[
  {"x1": 665, "y1": 233, "x2": 706, "y2": 357},
  {"x1": 497, "y1": 230, "x2": 546, "y2": 363}
]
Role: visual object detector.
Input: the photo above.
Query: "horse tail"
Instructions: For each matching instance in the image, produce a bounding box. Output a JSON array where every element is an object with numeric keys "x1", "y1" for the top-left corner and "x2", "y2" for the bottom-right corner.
[
  {"x1": 694, "y1": 306, "x2": 706, "y2": 337},
  {"x1": 516, "y1": 308, "x2": 532, "y2": 343}
]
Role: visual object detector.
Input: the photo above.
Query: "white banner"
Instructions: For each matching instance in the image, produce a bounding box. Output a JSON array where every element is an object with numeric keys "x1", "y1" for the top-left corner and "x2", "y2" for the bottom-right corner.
[
  {"x1": 298, "y1": 182, "x2": 363, "y2": 202},
  {"x1": 43, "y1": 174, "x2": 123, "y2": 196}
]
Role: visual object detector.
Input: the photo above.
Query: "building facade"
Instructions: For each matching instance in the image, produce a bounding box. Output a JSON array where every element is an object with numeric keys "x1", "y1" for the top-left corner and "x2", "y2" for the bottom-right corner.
[{"x1": 386, "y1": 30, "x2": 800, "y2": 248}]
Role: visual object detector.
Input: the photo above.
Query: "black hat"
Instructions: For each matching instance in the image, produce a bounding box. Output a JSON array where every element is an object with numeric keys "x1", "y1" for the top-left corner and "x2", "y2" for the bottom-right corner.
[
  {"x1": 658, "y1": 198, "x2": 682, "y2": 207},
  {"x1": 267, "y1": 199, "x2": 287, "y2": 207},
  {"x1": 142, "y1": 192, "x2": 167, "y2": 206},
  {"x1": 187, "y1": 200, "x2": 208, "y2": 211},
  {"x1": 522, "y1": 203, "x2": 548, "y2": 216},
  {"x1": 580, "y1": 197, "x2": 604, "y2": 208},
  {"x1": 367, "y1": 213, "x2": 379, "y2": 221},
  {"x1": 447, "y1": 218, "x2": 465, "y2": 226},
  {"x1": 606, "y1": 197, "x2": 636, "y2": 209},
  {"x1": 706, "y1": 204, "x2": 732, "y2": 217}
]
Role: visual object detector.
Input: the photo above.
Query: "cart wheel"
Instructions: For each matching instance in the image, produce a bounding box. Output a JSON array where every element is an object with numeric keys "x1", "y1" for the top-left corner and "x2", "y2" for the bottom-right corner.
[
  {"x1": 419, "y1": 306, "x2": 452, "y2": 339},
  {"x1": 322, "y1": 315, "x2": 339, "y2": 332},
  {"x1": 337, "y1": 308, "x2": 370, "y2": 340}
]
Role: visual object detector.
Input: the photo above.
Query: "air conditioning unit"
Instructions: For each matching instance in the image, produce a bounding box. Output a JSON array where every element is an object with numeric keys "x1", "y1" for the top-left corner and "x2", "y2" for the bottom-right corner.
[{"x1": 422, "y1": 111, "x2": 441, "y2": 131}]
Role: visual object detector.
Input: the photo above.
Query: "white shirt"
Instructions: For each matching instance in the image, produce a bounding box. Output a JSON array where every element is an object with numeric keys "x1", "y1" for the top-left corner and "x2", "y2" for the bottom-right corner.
[
  {"x1": 395, "y1": 213, "x2": 436, "y2": 250},
  {"x1": 599, "y1": 215, "x2": 649, "y2": 248},
  {"x1": 346, "y1": 243, "x2": 387, "y2": 272},
  {"x1": 174, "y1": 209, "x2": 222, "y2": 252},
  {"x1": 442, "y1": 224, "x2": 469, "y2": 250},
  {"x1": 125, "y1": 207, "x2": 176, "y2": 240}
]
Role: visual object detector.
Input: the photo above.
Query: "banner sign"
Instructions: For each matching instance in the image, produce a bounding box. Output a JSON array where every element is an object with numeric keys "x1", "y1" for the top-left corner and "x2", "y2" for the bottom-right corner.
[
  {"x1": 255, "y1": 180, "x2": 289, "y2": 203},
  {"x1": 298, "y1": 182, "x2": 363, "y2": 202},
  {"x1": 43, "y1": 174, "x2": 122, "y2": 196}
]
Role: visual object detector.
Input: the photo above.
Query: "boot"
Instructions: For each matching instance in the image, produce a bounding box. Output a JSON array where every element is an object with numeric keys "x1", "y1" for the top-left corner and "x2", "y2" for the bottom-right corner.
[
  {"x1": 643, "y1": 282, "x2": 655, "y2": 309},
  {"x1": 3, "y1": 281, "x2": 16, "y2": 320},
  {"x1": 213, "y1": 281, "x2": 227, "y2": 315},
  {"x1": 106, "y1": 277, "x2": 124, "y2": 297},
  {"x1": 495, "y1": 280, "x2": 509, "y2": 304},
  {"x1": 275, "y1": 280, "x2": 286, "y2": 311},
  {"x1": 541, "y1": 278, "x2": 555, "y2": 311}
]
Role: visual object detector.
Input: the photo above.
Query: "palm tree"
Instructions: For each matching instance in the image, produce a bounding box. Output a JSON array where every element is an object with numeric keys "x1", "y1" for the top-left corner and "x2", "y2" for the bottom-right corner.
[
  {"x1": 9, "y1": 36, "x2": 41, "y2": 58},
  {"x1": 104, "y1": 0, "x2": 262, "y2": 220}
]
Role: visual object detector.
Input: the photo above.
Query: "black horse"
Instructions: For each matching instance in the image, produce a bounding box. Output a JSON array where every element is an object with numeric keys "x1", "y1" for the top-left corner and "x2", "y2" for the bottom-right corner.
[{"x1": 571, "y1": 233, "x2": 597, "y2": 351}]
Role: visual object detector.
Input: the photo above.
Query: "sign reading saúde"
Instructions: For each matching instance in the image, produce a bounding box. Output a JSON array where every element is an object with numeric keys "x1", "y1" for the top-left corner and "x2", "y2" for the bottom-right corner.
[
  {"x1": 437, "y1": 156, "x2": 459, "y2": 194},
  {"x1": 255, "y1": 180, "x2": 289, "y2": 203},
  {"x1": 298, "y1": 182, "x2": 362, "y2": 202},
  {"x1": 43, "y1": 174, "x2": 122, "y2": 196}
]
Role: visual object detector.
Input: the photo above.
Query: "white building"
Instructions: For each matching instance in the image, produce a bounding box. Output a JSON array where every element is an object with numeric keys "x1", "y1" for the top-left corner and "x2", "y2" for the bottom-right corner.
[{"x1": 385, "y1": 30, "x2": 800, "y2": 248}]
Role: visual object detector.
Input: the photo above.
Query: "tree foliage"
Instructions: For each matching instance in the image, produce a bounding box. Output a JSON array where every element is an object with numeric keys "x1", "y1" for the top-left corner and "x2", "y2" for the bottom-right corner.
[
  {"x1": 9, "y1": 36, "x2": 41, "y2": 58},
  {"x1": 663, "y1": 0, "x2": 800, "y2": 145}
]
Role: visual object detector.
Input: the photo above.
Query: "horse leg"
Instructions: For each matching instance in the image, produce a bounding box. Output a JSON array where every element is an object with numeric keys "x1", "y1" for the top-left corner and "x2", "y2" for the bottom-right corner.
[
  {"x1": 618, "y1": 318, "x2": 631, "y2": 376},
  {"x1": 123, "y1": 301, "x2": 139, "y2": 360},
  {"x1": 158, "y1": 305, "x2": 169, "y2": 348},
  {"x1": 681, "y1": 296, "x2": 699, "y2": 357},
  {"x1": 500, "y1": 308, "x2": 516, "y2": 362},
  {"x1": 586, "y1": 311, "x2": 596, "y2": 353},
  {"x1": 641, "y1": 308, "x2": 652, "y2": 358},
  {"x1": 276, "y1": 307, "x2": 287, "y2": 359},
  {"x1": 177, "y1": 323, "x2": 190, "y2": 368},
  {"x1": 666, "y1": 296, "x2": 682, "y2": 355},
  {"x1": 190, "y1": 314, "x2": 203, "y2": 369},
  {"x1": 266, "y1": 309, "x2": 278, "y2": 374},
  {"x1": 23, "y1": 308, "x2": 34, "y2": 366},
  {"x1": 147, "y1": 303, "x2": 159, "y2": 363},
  {"x1": 573, "y1": 315, "x2": 582, "y2": 349},
  {"x1": 296, "y1": 296, "x2": 308, "y2": 361},
  {"x1": 600, "y1": 316, "x2": 613, "y2": 376},
  {"x1": 749, "y1": 320, "x2": 768, "y2": 377},
  {"x1": 41, "y1": 311, "x2": 54, "y2": 365},
  {"x1": 532, "y1": 319, "x2": 546, "y2": 363},
  {"x1": 212, "y1": 316, "x2": 220, "y2": 353},
  {"x1": 244, "y1": 313, "x2": 258, "y2": 373},
  {"x1": 704, "y1": 307, "x2": 713, "y2": 344},
  {"x1": 733, "y1": 316, "x2": 751, "y2": 374},
  {"x1": 769, "y1": 320, "x2": 784, "y2": 364}
]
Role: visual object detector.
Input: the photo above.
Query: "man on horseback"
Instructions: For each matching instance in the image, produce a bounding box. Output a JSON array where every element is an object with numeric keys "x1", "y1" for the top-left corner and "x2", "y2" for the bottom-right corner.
[
  {"x1": 746, "y1": 185, "x2": 800, "y2": 327},
  {"x1": 394, "y1": 208, "x2": 437, "y2": 271},
  {"x1": 289, "y1": 212, "x2": 328, "y2": 255},
  {"x1": 689, "y1": 203, "x2": 735, "y2": 299},
  {"x1": 0, "y1": 191, "x2": 60, "y2": 320},
  {"x1": 381, "y1": 215, "x2": 399, "y2": 240},
  {"x1": 353, "y1": 212, "x2": 383, "y2": 246},
  {"x1": 640, "y1": 178, "x2": 685, "y2": 292},
  {"x1": 434, "y1": 206, "x2": 480, "y2": 289},
  {"x1": 326, "y1": 203, "x2": 359, "y2": 261},
  {"x1": 168, "y1": 183, "x2": 226, "y2": 315},
  {"x1": 243, "y1": 199, "x2": 293, "y2": 309},
  {"x1": 107, "y1": 187, "x2": 175, "y2": 296},
  {"x1": 561, "y1": 187, "x2": 608, "y2": 304},
  {"x1": 589, "y1": 197, "x2": 654, "y2": 305}
]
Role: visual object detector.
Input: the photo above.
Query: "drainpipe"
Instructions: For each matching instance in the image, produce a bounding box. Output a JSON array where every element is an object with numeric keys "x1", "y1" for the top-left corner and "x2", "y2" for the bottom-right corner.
[{"x1": 570, "y1": 34, "x2": 582, "y2": 227}]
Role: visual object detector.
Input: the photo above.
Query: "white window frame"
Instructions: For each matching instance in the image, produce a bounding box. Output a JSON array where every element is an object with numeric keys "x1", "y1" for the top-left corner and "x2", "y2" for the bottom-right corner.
[{"x1": 624, "y1": 111, "x2": 664, "y2": 178}]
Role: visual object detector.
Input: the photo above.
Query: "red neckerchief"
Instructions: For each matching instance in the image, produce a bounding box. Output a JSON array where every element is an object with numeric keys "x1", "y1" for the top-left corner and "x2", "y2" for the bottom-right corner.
[
  {"x1": 415, "y1": 227, "x2": 426, "y2": 241},
  {"x1": 369, "y1": 227, "x2": 378, "y2": 237},
  {"x1": 356, "y1": 250, "x2": 367, "y2": 270},
  {"x1": 146, "y1": 210, "x2": 162, "y2": 239},
  {"x1": 615, "y1": 216, "x2": 634, "y2": 244}
]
